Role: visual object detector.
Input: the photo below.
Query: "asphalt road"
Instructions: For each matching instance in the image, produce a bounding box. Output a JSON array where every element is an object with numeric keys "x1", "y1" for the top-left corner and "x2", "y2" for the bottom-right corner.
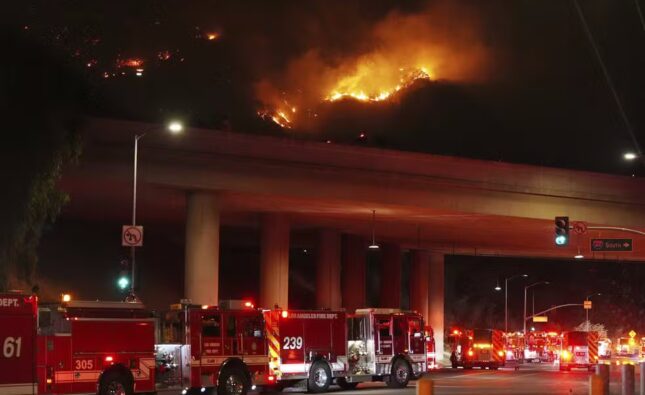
[{"x1": 157, "y1": 363, "x2": 643, "y2": 395}]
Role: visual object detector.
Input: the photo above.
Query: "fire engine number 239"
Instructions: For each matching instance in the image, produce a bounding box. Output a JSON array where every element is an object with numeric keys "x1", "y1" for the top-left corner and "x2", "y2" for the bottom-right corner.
[{"x1": 283, "y1": 336, "x2": 303, "y2": 349}]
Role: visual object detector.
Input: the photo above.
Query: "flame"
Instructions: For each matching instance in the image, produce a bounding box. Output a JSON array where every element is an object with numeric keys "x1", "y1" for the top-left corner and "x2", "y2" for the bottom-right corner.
[
  {"x1": 118, "y1": 58, "x2": 144, "y2": 68},
  {"x1": 258, "y1": 105, "x2": 296, "y2": 129},
  {"x1": 326, "y1": 67, "x2": 432, "y2": 102}
]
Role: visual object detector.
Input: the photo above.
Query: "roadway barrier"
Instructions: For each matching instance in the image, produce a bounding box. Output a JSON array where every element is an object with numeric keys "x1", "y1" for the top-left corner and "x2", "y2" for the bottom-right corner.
[
  {"x1": 621, "y1": 364, "x2": 634, "y2": 395},
  {"x1": 595, "y1": 364, "x2": 609, "y2": 394},
  {"x1": 640, "y1": 363, "x2": 645, "y2": 395},
  {"x1": 417, "y1": 377, "x2": 434, "y2": 395},
  {"x1": 589, "y1": 374, "x2": 605, "y2": 395}
]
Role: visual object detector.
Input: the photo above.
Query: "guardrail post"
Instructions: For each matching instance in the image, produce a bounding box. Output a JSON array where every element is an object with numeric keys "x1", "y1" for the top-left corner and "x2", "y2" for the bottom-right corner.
[
  {"x1": 596, "y1": 364, "x2": 609, "y2": 394},
  {"x1": 589, "y1": 374, "x2": 604, "y2": 395},
  {"x1": 640, "y1": 363, "x2": 645, "y2": 395},
  {"x1": 417, "y1": 377, "x2": 434, "y2": 395},
  {"x1": 621, "y1": 364, "x2": 634, "y2": 395}
]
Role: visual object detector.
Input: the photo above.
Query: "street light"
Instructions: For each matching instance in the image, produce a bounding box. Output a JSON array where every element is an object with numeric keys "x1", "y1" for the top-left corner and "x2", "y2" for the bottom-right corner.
[
  {"x1": 585, "y1": 293, "x2": 602, "y2": 331},
  {"x1": 129, "y1": 120, "x2": 184, "y2": 299},
  {"x1": 623, "y1": 152, "x2": 638, "y2": 161},
  {"x1": 496, "y1": 274, "x2": 528, "y2": 333},
  {"x1": 524, "y1": 281, "x2": 550, "y2": 334}
]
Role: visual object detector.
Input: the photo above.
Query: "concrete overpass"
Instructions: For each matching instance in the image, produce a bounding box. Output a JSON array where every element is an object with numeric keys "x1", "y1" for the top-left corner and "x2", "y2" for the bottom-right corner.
[{"x1": 60, "y1": 118, "x2": 645, "y2": 358}]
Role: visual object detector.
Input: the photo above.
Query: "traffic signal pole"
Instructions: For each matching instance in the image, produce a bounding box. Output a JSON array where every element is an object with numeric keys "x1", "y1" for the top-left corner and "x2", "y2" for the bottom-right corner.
[{"x1": 524, "y1": 303, "x2": 583, "y2": 325}]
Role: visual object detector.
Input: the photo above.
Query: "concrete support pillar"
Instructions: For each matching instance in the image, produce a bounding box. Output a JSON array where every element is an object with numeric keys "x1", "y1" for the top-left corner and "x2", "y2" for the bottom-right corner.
[
  {"x1": 410, "y1": 250, "x2": 430, "y2": 323},
  {"x1": 316, "y1": 229, "x2": 342, "y2": 309},
  {"x1": 342, "y1": 235, "x2": 367, "y2": 312},
  {"x1": 259, "y1": 214, "x2": 290, "y2": 309},
  {"x1": 184, "y1": 191, "x2": 220, "y2": 306},
  {"x1": 428, "y1": 253, "x2": 445, "y2": 362},
  {"x1": 379, "y1": 243, "x2": 402, "y2": 308}
]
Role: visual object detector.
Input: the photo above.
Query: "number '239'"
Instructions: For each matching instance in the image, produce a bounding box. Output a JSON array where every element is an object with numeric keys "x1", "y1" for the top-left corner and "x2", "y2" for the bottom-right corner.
[{"x1": 283, "y1": 336, "x2": 303, "y2": 350}]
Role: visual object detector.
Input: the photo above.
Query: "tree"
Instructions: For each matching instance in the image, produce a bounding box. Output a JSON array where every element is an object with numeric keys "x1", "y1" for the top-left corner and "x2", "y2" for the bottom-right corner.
[{"x1": 0, "y1": 29, "x2": 84, "y2": 291}]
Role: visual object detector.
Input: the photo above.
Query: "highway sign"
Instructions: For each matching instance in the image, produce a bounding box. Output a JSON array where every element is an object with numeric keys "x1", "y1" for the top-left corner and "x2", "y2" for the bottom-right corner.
[
  {"x1": 590, "y1": 238, "x2": 632, "y2": 252},
  {"x1": 122, "y1": 225, "x2": 143, "y2": 247},
  {"x1": 533, "y1": 316, "x2": 548, "y2": 323},
  {"x1": 583, "y1": 300, "x2": 592, "y2": 310}
]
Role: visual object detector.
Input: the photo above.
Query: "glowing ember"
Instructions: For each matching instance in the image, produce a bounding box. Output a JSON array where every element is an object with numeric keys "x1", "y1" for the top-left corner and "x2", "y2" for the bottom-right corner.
[
  {"x1": 257, "y1": 107, "x2": 294, "y2": 129},
  {"x1": 118, "y1": 58, "x2": 144, "y2": 68},
  {"x1": 206, "y1": 32, "x2": 220, "y2": 41},
  {"x1": 326, "y1": 67, "x2": 432, "y2": 102}
]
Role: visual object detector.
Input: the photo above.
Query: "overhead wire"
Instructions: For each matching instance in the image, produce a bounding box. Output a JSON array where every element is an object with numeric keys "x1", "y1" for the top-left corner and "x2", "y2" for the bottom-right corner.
[{"x1": 572, "y1": 0, "x2": 645, "y2": 166}]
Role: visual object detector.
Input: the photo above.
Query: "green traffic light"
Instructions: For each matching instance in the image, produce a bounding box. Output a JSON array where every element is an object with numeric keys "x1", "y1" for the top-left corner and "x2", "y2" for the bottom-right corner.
[{"x1": 117, "y1": 276, "x2": 130, "y2": 290}]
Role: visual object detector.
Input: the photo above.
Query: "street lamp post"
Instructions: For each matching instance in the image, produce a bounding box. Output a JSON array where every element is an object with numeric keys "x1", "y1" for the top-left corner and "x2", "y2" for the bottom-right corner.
[
  {"x1": 585, "y1": 293, "x2": 602, "y2": 331},
  {"x1": 496, "y1": 274, "x2": 528, "y2": 333},
  {"x1": 523, "y1": 281, "x2": 550, "y2": 334},
  {"x1": 129, "y1": 121, "x2": 183, "y2": 299}
]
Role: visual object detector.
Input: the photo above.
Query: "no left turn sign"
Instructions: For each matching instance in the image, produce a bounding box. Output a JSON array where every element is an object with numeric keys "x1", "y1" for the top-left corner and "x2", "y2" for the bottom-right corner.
[{"x1": 122, "y1": 225, "x2": 144, "y2": 247}]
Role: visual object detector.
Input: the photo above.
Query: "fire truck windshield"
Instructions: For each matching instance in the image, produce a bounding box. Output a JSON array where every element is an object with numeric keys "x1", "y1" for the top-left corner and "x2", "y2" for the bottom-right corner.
[
  {"x1": 566, "y1": 331, "x2": 588, "y2": 345},
  {"x1": 473, "y1": 329, "x2": 493, "y2": 343}
]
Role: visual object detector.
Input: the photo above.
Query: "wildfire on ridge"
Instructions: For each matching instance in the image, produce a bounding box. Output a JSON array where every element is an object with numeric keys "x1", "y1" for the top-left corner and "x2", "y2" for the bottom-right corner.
[
  {"x1": 326, "y1": 67, "x2": 432, "y2": 103},
  {"x1": 258, "y1": 104, "x2": 297, "y2": 129}
]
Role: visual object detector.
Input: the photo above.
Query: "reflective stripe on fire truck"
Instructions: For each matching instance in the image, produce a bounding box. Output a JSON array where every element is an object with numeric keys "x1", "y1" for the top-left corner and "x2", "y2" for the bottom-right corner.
[
  {"x1": 588, "y1": 332, "x2": 599, "y2": 362},
  {"x1": 493, "y1": 330, "x2": 504, "y2": 363},
  {"x1": 193, "y1": 355, "x2": 269, "y2": 367},
  {"x1": 0, "y1": 383, "x2": 37, "y2": 395},
  {"x1": 133, "y1": 358, "x2": 156, "y2": 380},
  {"x1": 53, "y1": 358, "x2": 156, "y2": 383},
  {"x1": 264, "y1": 311, "x2": 281, "y2": 375}
]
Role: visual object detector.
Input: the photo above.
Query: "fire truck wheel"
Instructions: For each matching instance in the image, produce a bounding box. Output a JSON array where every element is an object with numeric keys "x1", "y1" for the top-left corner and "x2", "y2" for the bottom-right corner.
[
  {"x1": 307, "y1": 361, "x2": 332, "y2": 393},
  {"x1": 386, "y1": 358, "x2": 411, "y2": 389},
  {"x1": 99, "y1": 370, "x2": 133, "y2": 395},
  {"x1": 218, "y1": 367, "x2": 249, "y2": 395},
  {"x1": 336, "y1": 377, "x2": 358, "y2": 390}
]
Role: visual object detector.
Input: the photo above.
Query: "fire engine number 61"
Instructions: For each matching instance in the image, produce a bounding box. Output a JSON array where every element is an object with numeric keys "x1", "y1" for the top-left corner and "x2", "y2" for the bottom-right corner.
[{"x1": 3, "y1": 337, "x2": 22, "y2": 358}]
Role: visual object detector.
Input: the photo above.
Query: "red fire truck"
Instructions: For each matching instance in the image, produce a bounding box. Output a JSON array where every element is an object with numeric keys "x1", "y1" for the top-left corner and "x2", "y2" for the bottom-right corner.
[
  {"x1": 0, "y1": 292, "x2": 156, "y2": 395},
  {"x1": 448, "y1": 328, "x2": 505, "y2": 370},
  {"x1": 558, "y1": 331, "x2": 599, "y2": 371},
  {"x1": 0, "y1": 293, "x2": 37, "y2": 395},
  {"x1": 156, "y1": 302, "x2": 428, "y2": 394}
]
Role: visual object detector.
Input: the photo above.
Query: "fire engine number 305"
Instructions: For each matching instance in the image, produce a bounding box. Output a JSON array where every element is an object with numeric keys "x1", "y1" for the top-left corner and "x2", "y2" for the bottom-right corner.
[
  {"x1": 3, "y1": 337, "x2": 22, "y2": 358},
  {"x1": 283, "y1": 336, "x2": 303, "y2": 350}
]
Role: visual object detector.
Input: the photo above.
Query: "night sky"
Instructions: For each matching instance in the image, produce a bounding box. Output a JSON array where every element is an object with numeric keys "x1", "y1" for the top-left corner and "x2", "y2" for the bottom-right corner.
[
  {"x1": 6, "y1": 0, "x2": 645, "y2": 174},
  {"x1": 3, "y1": 1, "x2": 645, "y2": 336}
]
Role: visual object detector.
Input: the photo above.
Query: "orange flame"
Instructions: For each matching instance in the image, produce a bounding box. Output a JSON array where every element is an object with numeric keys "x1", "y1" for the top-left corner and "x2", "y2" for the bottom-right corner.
[{"x1": 326, "y1": 67, "x2": 432, "y2": 102}]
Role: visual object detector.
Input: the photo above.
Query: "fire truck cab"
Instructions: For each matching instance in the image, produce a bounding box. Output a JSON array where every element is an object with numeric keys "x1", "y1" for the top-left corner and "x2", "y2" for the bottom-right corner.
[
  {"x1": 338, "y1": 309, "x2": 427, "y2": 390},
  {"x1": 448, "y1": 328, "x2": 505, "y2": 370},
  {"x1": 156, "y1": 300, "x2": 268, "y2": 395},
  {"x1": 37, "y1": 299, "x2": 156, "y2": 395}
]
